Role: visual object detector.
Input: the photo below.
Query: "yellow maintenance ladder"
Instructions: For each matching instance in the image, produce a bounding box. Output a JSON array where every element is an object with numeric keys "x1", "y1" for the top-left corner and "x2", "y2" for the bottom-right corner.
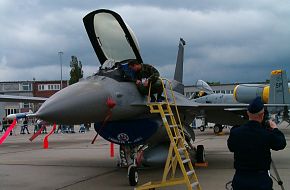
[{"x1": 135, "y1": 78, "x2": 201, "y2": 190}]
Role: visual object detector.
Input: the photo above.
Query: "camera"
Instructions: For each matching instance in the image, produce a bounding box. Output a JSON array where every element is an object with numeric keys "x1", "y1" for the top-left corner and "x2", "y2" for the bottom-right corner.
[
  {"x1": 262, "y1": 120, "x2": 271, "y2": 129},
  {"x1": 262, "y1": 109, "x2": 271, "y2": 129}
]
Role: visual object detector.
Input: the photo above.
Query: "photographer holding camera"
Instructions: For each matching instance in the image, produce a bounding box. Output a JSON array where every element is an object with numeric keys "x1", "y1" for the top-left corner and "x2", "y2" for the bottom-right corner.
[{"x1": 227, "y1": 97, "x2": 286, "y2": 190}]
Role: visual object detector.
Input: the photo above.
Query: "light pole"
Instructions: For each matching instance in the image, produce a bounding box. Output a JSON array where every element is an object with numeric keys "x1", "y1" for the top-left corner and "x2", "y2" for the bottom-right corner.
[{"x1": 58, "y1": 51, "x2": 63, "y2": 89}]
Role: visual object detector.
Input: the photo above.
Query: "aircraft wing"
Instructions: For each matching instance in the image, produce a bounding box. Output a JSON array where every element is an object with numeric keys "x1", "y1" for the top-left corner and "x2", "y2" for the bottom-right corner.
[
  {"x1": 180, "y1": 102, "x2": 290, "y2": 126},
  {"x1": 130, "y1": 95, "x2": 249, "y2": 126},
  {"x1": 131, "y1": 98, "x2": 290, "y2": 126},
  {"x1": 0, "y1": 95, "x2": 47, "y2": 103},
  {"x1": 177, "y1": 103, "x2": 248, "y2": 126}
]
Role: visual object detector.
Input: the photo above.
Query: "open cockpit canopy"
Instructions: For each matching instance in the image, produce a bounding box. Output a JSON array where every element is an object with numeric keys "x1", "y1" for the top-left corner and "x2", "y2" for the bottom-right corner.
[
  {"x1": 196, "y1": 80, "x2": 214, "y2": 94},
  {"x1": 83, "y1": 9, "x2": 143, "y2": 70}
]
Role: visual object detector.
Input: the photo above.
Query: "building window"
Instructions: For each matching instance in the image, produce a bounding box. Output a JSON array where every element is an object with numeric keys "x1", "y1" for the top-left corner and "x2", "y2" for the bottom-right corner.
[
  {"x1": 38, "y1": 84, "x2": 60, "y2": 91},
  {"x1": 3, "y1": 83, "x2": 19, "y2": 91},
  {"x1": 38, "y1": 85, "x2": 44, "y2": 91},
  {"x1": 22, "y1": 83, "x2": 31, "y2": 91},
  {"x1": 23, "y1": 103, "x2": 30, "y2": 108},
  {"x1": 5, "y1": 108, "x2": 19, "y2": 116},
  {"x1": 54, "y1": 84, "x2": 60, "y2": 90}
]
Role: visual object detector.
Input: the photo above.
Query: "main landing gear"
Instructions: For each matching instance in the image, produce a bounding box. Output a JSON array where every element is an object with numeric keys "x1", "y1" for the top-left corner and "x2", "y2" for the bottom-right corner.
[
  {"x1": 196, "y1": 145, "x2": 206, "y2": 163},
  {"x1": 198, "y1": 117, "x2": 225, "y2": 134},
  {"x1": 200, "y1": 122, "x2": 224, "y2": 134},
  {"x1": 118, "y1": 143, "x2": 206, "y2": 187},
  {"x1": 213, "y1": 124, "x2": 224, "y2": 134},
  {"x1": 199, "y1": 125, "x2": 206, "y2": 132}
]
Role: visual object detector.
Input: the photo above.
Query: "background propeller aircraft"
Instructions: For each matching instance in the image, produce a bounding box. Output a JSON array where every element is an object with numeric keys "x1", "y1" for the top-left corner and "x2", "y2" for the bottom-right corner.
[
  {"x1": 2, "y1": 9, "x2": 290, "y2": 186},
  {"x1": 192, "y1": 70, "x2": 290, "y2": 133}
]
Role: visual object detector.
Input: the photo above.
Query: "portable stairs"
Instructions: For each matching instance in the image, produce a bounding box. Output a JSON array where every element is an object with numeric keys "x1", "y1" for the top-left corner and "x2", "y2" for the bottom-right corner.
[{"x1": 135, "y1": 78, "x2": 201, "y2": 190}]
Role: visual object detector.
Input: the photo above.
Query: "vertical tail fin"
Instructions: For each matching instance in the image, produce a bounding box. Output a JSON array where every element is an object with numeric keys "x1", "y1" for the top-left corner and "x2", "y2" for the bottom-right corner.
[
  {"x1": 268, "y1": 70, "x2": 290, "y2": 117},
  {"x1": 172, "y1": 38, "x2": 186, "y2": 94},
  {"x1": 174, "y1": 38, "x2": 185, "y2": 83},
  {"x1": 269, "y1": 70, "x2": 290, "y2": 104}
]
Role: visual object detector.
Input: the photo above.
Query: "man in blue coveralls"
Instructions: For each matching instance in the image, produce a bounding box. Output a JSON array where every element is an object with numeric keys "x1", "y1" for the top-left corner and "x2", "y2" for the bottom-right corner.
[{"x1": 227, "y1": 97, "x2": 286, "y2": 190}]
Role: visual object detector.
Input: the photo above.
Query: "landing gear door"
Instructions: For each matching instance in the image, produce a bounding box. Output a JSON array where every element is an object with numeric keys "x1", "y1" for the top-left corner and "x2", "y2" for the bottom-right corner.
[{"x1": 83, "y1": 9, "x2": 143, "y2": 67}]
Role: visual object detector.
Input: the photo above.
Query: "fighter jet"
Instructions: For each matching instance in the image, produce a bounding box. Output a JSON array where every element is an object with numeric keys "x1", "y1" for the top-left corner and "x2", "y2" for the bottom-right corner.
[
  {"x1": 192, "y1": 70, "x2": 290, "y2": 133},
  {"x1": 2, "y1": 9, "x2": 290, "y2": 186},
  {"x1": 2, "y1": 10, "x2": 199, "y2": 186}
]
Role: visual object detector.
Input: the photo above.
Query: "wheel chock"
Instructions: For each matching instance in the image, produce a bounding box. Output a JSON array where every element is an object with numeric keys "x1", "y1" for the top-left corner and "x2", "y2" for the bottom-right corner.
[{"x1": 194, "y1": 162, "x2": 208, "y2": 167}]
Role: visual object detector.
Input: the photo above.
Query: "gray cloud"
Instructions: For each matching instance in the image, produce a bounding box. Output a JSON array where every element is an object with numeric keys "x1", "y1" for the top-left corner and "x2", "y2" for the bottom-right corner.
[{"x1": 0, "y1": 0, "x2": 290, "y2": 85}]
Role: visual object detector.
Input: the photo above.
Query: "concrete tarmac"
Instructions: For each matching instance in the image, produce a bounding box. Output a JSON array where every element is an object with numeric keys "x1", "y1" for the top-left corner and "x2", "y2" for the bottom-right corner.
[{"x1": 0, "y1": 124, "x2": 289, "y2": 190}]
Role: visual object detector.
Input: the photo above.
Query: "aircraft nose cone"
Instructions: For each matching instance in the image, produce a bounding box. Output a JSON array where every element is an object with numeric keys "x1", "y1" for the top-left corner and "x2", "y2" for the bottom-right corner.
[{"x1": 36, "y1": 79, "x2": 110, "y2": 124}]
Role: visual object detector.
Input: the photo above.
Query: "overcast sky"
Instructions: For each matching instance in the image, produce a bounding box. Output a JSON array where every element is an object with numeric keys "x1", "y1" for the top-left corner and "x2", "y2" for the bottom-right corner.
[{"x1": 1, "y1": 0, "x2": 290, "y2": 85}]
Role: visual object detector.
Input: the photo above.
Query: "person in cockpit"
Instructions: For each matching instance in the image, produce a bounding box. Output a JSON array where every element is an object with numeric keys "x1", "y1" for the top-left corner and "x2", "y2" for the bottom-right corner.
[{"x1": 128, "y1": 60, "x2": 163, "y2": 102}]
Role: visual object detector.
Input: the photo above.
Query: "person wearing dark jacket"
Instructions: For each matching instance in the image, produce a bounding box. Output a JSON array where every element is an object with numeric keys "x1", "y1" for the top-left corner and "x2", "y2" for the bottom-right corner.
[
  {"x1": 227, "y1": 97, "x2": 286, "y2": 190},
  {"x1": 128, "y1": 60, "x2": 163, "y2": 102},
  {"x1": 2, "y1": 118, "x2": 8, "y2": 132}
]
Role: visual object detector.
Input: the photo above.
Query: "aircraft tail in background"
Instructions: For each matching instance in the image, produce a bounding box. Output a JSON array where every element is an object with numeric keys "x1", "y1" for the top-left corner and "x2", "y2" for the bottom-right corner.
[
  {"x1": 233, "y1": 70, "x2": 290, "y2": 105},
  {"x1": 172, "y1": 38, "x2": 186, "y2": 94},
  {"x1": 269, "y1": 70, "x2": 290, "y2": 104},
  {"x1": 268, "y1": 70, "x2": 290, "y2": 118}
]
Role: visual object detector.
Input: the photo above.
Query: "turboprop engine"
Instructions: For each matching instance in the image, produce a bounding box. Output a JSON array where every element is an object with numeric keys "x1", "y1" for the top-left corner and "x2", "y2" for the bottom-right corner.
[{"x1": 233, "y1": 84, "x2": 269, "y2": 104}]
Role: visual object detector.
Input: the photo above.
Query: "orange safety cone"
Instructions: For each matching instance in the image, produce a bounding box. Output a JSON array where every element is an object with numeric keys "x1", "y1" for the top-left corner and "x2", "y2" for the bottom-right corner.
[{"x1": 43, "y1": 124, "x2": 56, "y2": 149}]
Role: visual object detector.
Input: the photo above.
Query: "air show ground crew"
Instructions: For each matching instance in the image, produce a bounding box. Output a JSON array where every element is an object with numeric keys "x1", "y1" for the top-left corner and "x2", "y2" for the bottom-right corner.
[
  {"x1": 128, "y1": 60, "x2": 163, "y2": 102},
  {"x1": 227, "y1": 97, "x2": 286, "y2": 190},
  {"x1": 20, "y1": 118, "x2": 30, "y2": 134}
]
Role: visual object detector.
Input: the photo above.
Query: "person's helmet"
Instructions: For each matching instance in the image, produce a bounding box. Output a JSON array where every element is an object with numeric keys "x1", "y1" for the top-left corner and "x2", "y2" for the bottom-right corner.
[{"x1": 198, "y1": 91, "x2": 205, "y2": 97}]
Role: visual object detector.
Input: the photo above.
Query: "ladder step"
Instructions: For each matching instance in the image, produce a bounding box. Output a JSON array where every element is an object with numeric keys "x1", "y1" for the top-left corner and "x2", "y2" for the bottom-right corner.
[
  {"x1": 169, "y1": 124, "x2": 178, "y2": 128},
  {"x1": 182, "y1": 159, "x2": 190, "y2": 164},
  {"x1": 191, "y1": 182, "x2": 199, "y2": 188},
  {"x1": 187, "y1": 170, "x2": 195, "y2": 176},
  {"x1": 150, "y1": 110, "x2": 161, "y2": 113},
  {"x1": 177, "y1": 147, "x2": 186, "y2": 153},
  {"x1": 173, "y1": 136, "x2": 182, "y2": 140},
  {"x1": 164, "y1": 113, "x2": 173, "y2": 116}
]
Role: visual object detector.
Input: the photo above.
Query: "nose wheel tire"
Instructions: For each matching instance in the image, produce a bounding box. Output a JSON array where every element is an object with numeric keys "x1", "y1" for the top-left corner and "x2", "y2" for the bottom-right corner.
[{"x1": 128, "y1": 166, "x2": 138, "y2": 186}]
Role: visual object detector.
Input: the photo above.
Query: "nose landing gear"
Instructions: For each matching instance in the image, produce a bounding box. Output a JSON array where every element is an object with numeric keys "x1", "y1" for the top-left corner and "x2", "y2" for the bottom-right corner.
[{"x1": 128, "y1": 163, "x2": 138, "y2": 186}]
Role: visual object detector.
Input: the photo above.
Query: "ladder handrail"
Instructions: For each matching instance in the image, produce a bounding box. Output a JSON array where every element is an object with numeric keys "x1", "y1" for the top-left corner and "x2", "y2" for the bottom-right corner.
[
  {"x1": 140, "y1": 77, "x2": 202, "y2": 190},
  {"x1": 147, "y1": 77, "x2": 186, "y2": 140}
]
